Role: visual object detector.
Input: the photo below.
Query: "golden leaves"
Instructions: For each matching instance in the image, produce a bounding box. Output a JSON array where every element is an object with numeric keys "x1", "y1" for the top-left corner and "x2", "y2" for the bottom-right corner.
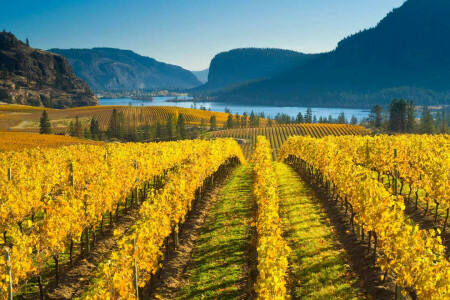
[{"x1": 253, "y1": 136, "x2": 290, "y2": 299}]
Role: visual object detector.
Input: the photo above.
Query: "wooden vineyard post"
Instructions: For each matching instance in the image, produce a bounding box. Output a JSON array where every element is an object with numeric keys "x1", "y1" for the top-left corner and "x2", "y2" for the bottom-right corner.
[
  {"x1": 132, "y1": 238, "x2": 139, "y2": 298},
  {"x1": 69, "y1": 162, "x2": 74, "y2": 188},
  {"x1": 355, "y1": 224, "x2": 361, "y2": 239},
  {"x1": 3, "y1": 248, "x2": 13, "y2": 300},
  {"x1": 395, "y1": 284, "x2": 405, "y2": 300},
  {"x1": 7, "y1": 168, "x2": 11, "y2": 181},
  {"x1": 393, "y1": 149, "x2": 398, "y2": 196},
  {"x1": 134, "y1": 160, "x2": 139, "y2": 206},
  {"x1": 174, "y1": 224, "x2": 179, "y2": 249}
]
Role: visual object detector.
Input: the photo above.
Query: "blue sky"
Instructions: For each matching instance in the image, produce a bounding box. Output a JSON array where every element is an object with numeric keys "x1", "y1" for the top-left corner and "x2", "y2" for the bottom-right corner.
[{"x1": 2, "y1": 0, "x2": 406, "y2": 70}]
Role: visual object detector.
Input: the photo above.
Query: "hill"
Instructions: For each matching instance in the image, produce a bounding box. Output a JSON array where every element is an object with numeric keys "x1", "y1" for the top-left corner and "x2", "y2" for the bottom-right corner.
[
  {"x1": 0, "y1": 104, "x2": 269, "y2": 134},
  {"x1": 0, "y1": 32, "x2": 98, "y2": 108},
  {"x1": 49, "y1": 48, "x2": 202, "y2": 91},
  {"x1": 222, "y1": 0, "x2": 450, "y2": 108},
  {"x1": 196, "y1": 48, "x2": 316, "y2": 92},
  {"x1": 191, "y1": 68, "x2": 209, "y2": 83}
]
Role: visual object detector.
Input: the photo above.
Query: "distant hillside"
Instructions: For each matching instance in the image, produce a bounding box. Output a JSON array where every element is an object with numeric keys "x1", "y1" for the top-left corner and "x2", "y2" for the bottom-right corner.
[
  {"x1": 197, "y1": 48, "x2": 316, "y2": 92},
  {"x1": 192, "y1": 68, "x2": 209, "y2": 83},
  {"x1": 223, "y1": 0, "x2": 450, "y2": 108},
  {"x1": 49, "y1": 48, "x2": 202, "y2": 91},
  {"x1": 0, "y1": 32, "x2": 98, "y2": 108}
]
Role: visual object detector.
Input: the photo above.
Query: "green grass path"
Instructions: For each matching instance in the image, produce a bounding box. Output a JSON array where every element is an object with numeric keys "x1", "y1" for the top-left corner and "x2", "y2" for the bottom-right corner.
[
  {"x1": 274, "y1": 163, "x2": 361, "y2": 299},
  {"x1": 178, "y1": 165, "x2": 253, "y2": 300}
]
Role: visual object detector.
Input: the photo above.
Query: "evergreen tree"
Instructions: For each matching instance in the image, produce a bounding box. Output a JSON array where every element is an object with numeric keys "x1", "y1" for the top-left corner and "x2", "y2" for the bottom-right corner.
[
  {"x1": 235, "y1": 113, "x2": 240, "y2": 128},
  {"x1": 226, "y1": 114, "x2": 234, "y2": 129},
  {"x1": 200, "y1": 118, "x2": 207, "y2": 136},
  {"x1": 255, "y1": 116, "x2": 260, "y2": 127},
  {"x1": 155, "y1": 122, "x2": 163, "y2": 140},
  {"x1": 241, "y1": 114, "x2": 247, "y2": 127},
  {"x1": 69, "y1": 121, "x2": 75, "y2": 137},
  {"x1": 420, "y1": 106, "x2": 435, "y2": 134},
  {"x1": 267, "y1": 118, "x2": 273, "y2": 127},
  {"x1": 406, "y1": 100, "x2": 416, "y2": 133},
  {"x1": 438, "y1": 109, "x2": 448, "y2": 134},
  {"x1": 25, "y1": 38, "x2": 29, "y2": 46},
  {"x1": 166, "y1": 114, "x2": 175, "y2": 139},
  {"x1": 389, "y1": 99, "x2": 407, "y2": 133},
  {"x1": 209, "y1": 115, "x2": 217, "y2": 131},
  {"x1": 108, "y1": 108, "x2": 125, "y2": 139},
  {"x1": 89, "y1": 118, "x2": 100, "y2": 140},
  {"x1": 350, "y1": 115, "x2": 358, "y2": 125},
  {"x1": 39, "y1": 110, "x2": 51, "y2": 134},
  {"x1": 305, "y1": 107, "x2": 313, "y2": 123},
  {"x1": 74, "y1": 116, "x2": 83, "y2": 138},
  {"x1": 369, "y1": 105, "x2": 383, "y2": 128},
  {"x1": 249, "y1": 111, "x2": 256, "y2": 127},
  {"x1": 296, "y1": 112, "x2": 304, "y2": 123},
  {"x1": 313, "y1": 115, "x2": 317, "y2": 123},
  {"x1": 176, "y1": 114, "x2": 187, "y2": 139},
  {"x1": 337, "y1": 112, "x2": 347, "y2": 124}
]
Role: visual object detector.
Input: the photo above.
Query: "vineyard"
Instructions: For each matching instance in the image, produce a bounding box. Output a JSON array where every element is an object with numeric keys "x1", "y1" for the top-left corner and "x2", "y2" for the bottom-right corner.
[
  {"x1": 211, "y1": 124, "x2": 371, "y2": 159},
  {"x1": 0, "y1": 133, "x2": 448, "y2": 299},
  {"x1": 0, "y1": 105, "x2": 266, "y2": 134},
  {"x1": 0, "y1": 132, "x2": 103, "y2": 151}
]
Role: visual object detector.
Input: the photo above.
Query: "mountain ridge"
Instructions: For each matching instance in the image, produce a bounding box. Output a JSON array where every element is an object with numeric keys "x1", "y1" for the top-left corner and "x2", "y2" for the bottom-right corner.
[
  {"x1": 217, "y1": 0, "x2": 450, "y2": 108},
  {"x1": 196, "y1": 48, "x2": 317, "y2": 93},
  {"x1": 48, "y1": 47, "x2": 202, "y2": 91},
  {"x1": 0, "y1": 32, "x2": 98, "y2": 108}
]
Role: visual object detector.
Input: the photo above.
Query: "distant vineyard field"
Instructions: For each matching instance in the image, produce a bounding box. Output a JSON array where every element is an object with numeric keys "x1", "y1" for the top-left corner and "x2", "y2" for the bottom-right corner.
[
  {"x1": 0, "y1": 105, "x2": 264, "y2": 134},
  {"x1": 210, "y1": 124, "x2": 371, "y2": 160},
  {"x1": 0, "y1": 132, "x2": 103, "y2": 151}
]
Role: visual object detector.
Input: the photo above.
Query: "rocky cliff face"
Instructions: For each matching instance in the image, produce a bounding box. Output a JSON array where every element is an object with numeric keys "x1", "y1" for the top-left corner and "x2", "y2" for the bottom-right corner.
[{"x1": 0, "y1": 32, "x2": 98, "y2": 108}]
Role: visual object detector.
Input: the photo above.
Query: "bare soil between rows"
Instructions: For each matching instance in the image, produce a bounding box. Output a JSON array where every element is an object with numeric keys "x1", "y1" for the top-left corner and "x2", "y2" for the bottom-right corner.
[{"x1": 43, "y1": 208, "x2": 141, "y2": 299}]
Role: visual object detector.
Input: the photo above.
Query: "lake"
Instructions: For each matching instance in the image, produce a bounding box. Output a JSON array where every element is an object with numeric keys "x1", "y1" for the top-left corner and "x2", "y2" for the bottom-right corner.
[{"x1": 99, "y1": 97, "x2": 371, "y2": 122}]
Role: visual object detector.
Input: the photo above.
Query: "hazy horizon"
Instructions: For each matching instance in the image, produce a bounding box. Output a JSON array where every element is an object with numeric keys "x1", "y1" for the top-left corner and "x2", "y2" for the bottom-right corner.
[{"x1": 3, "y1": 0, "x2": 405, "y2": 70}]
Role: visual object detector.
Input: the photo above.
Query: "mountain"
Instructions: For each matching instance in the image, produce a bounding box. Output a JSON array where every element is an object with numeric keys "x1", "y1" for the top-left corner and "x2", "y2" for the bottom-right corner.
[
  {"x1": 49, "y1": 48, "x2": 202, "y2": 91},
  {"x1": 197, "y1": 48, "x2": 316, "y2": 92},
  {"x1": 222, "y1": 0, "x2": 450, "y2": 108},
  {"x1": 191, "y1": 68, "x2": 209, "y2": 83},
  {"x1": 0, "y1": 32, "x2": 98, "y2": 108}
]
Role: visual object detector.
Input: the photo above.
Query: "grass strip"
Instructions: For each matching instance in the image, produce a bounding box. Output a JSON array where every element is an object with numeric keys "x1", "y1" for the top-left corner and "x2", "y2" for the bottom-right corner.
[
  {"x1": 275, "y1": 163, "x2": 361, "y2": 299},
  {"x1": 178, "y1": 165, "x2": 253, "y2": 299}
]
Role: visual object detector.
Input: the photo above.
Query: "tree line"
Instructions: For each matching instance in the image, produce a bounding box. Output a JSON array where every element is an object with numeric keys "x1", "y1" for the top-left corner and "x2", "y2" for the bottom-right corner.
[{"x1": 367, "y1": 99, "x2": 448, "y2": 134}]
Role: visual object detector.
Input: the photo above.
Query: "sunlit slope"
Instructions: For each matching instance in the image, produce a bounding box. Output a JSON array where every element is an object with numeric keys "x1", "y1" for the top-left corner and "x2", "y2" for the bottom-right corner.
[
  {"x1": 0, "y1": 132, "x2": 103, "y2": 151},
  {"x1": 0, "y1": 105, "x2": 266, "y2": 134}
]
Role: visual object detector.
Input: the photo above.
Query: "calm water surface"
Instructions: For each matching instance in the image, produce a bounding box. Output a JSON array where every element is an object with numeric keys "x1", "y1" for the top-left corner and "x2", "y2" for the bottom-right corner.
[{"x1": 99, "y1": 97, "x2": 370, "y2": 121}]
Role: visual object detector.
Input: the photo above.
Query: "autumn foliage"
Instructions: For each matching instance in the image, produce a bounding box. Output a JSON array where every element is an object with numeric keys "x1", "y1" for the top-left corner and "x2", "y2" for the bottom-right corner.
[{"x1": 252, "y1": 136, "x2": 290, "y2": 299}]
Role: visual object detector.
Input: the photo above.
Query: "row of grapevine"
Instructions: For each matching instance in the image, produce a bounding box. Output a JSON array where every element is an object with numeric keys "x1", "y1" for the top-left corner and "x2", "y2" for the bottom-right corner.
[
  {"x1": 331, "y1": 135, "x2": 450, "y2": 220},
  {"x1": 279, "y1": 136, "x2": 449, "y2": 299},
  {"x1": 212, "y1": 124, "x2": 370, "y2": 160},
  {"x1": 85, "y1": 140, "x2": 245, "y2": 299},
  {"x1": 0, "y1": 139, "x2": 244, "y2": 298},
  {"x1": 252, "y1": 136, "x2": 290, "y2": 299}
]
